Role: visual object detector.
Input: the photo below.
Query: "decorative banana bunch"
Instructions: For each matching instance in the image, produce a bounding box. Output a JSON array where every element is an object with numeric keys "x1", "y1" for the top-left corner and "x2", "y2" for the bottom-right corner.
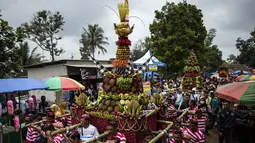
[
  {"x1": 89, "y1": 111, "x2": 119, "y2": 121},
  {"x1": 75, "y1": 93, "x2": 91, "y2": 110},
  {"x1": 114, "y1": 23, "x2": 134, "y2": 37},
  {"x1": 50, "y1": 104, "x2": 62, "y2": 118},
  {"x1": 116, "y1": 77, "x2": 132, "y2": 90},
  {"x1": 151, "y1": 93, "x2": 163, "y2": 106},
  {"x1": 123, "y1": 100, "x2": 143, "y2": 117},
  {"x1": 60, "y1": 101, "x2": 67, "y2": 115}
]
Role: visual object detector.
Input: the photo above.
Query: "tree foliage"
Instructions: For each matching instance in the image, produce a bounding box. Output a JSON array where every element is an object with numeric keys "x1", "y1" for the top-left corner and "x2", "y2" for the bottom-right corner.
[
  {"x1": 202, "y1": 28, "x2": 223, "y2": 72},
  {"x1": 236, "y1": 28, "x2": 255, "y2": 67},
  {"x1": 227, "y1": 54, "x2": 237, "y2": 64},
  {"x1": 131, "y1": 37, "x2": 152, "y2": 61},
  {"x1": 16, "y1": 42, "x2": 45, "y2": 66},
  {"x1": 21, "y1": 10, "x2": 65, "y2": 61},
  {"x1": 80, "y1": 24, "x2": 109, "y2": 59},
  {"x1": 149, "y1": 1, "x2": 207, "y2": 74},
  {"x1": 0, "y1": 15, "x2": 25, "y2": 78}
]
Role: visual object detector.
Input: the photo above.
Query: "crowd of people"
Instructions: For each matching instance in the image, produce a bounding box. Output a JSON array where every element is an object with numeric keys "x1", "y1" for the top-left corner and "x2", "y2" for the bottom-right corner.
[{"x1": 22, "y1": 77, "x2": 254, "y2": 143}]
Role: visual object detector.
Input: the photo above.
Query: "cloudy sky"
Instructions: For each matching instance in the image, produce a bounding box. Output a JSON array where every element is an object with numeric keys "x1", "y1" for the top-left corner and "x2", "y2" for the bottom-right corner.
[{"x1": 1, "y1": 0, "x2": 254, "y2": 61}]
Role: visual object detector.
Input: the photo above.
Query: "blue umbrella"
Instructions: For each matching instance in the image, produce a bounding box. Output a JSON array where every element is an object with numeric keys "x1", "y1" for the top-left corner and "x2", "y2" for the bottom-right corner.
[
  {"x1": 0, "y1": 78, "x2": 48, "y2": 93},
  {"x1": 233, "y1": 70, "x2": 251, "y2": 76}
]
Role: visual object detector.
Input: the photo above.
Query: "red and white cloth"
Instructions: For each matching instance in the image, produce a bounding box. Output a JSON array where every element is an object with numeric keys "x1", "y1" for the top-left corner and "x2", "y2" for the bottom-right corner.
[
  {"x1": 196, "y1": 116, "x2": 208, "y2": 132},
  {"x1": 183, "y1": 128, "x2": 205, "y2": 143},
  {"x1": 26, "y1": 127, "x2": 41, "y2": 143},
  {"x1": 165, "y1": 104, "x2": 178, "y2": 119},
  {"x1": 41, "y1": 131, "x2": 65, "y2": 143},
  {"x1": 106, "y1": 132, "x2": 126, "y2": 143},
  {"x1": 167, "y1": 138, "x2": 185, "y2": 143},
  {"x1": 66, "y1": 115, "x2": 72, "y2": 126},
  {"x1": 53, "y1": 134, "x2": 65, "y2": 143}
]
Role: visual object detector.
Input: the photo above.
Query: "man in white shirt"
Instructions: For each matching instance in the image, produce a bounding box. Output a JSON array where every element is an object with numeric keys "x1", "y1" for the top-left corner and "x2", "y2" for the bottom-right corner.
[
  {"x1": 77, "y1": 114, "x2": 99, "y2": 142},
  {"x1": 190, "y1": 88, "x2": 200, "y2": 101},
  {"x1": 175, "y1": 88, "x2": 183, "y2": 108}
]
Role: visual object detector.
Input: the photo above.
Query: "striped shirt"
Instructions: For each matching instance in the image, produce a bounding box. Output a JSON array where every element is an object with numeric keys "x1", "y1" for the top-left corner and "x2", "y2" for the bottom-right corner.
[
  {"x1": 196, "y1": 116, "x2": 208, "y2": 132},
  {"x1": 167, "y1": 138, "x2": 185, "y2": 143},
  {"x1": 41, "y1": 131, "x2": 65, "y2": 143},
  {"x1": 66, "y1": 115, "x2": 72, "y2": 126},
  {"x1": 183, "y1": 128, "x2": 205, "y2": 143},
  {"x1": 53, "y1": 134, "x2": 65, "y2": 143},
  {"x1": 106, "y1": 132, "x2": 126, "y2": 143},
  {"x1": 165, "y1": 104, "x2": 178, "y2": 118},
  {"x1": 26, "y1": 127, "x2": 40, "y2": 142}
]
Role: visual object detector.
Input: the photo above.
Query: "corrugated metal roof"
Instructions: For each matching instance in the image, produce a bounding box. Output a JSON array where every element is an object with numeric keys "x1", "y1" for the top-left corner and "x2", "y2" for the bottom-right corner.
[{"x1": 64, "y1": 64, "x2": 113, "y2": 68}]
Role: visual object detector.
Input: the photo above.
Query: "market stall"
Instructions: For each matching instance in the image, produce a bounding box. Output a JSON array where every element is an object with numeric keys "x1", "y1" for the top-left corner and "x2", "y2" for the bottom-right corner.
[
  {"x1": 216, "y1": 81, "x2": 255, "y2": 142},
  {"x1": 0, "y1": 78, "x2": 48, "y2": 143}
]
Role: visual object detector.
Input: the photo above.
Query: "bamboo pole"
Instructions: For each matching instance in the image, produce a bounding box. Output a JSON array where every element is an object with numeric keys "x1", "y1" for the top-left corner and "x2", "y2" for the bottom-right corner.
[
  {"x1": 24, "y1": 120, "x2": 47, "y2": 127},
  {"x1": 149, "y1": 122, "x2": 173, "y2": 143},
  {"x1": 146, "y1": 109, "x2": 159, "y2": 118},
  {"x1": 58, "y1": 113, "x2": 70, "y2": 118},
  {"x1": 156, "y1": 120, "x2": 172, "y2": 124},
  {"x1": 51, "y1": 123, "x2": 81, "y2": 136},
  {"x1": 177, "y1": 107, "x2": 190, "y2": 120},
  {"x1": 84, "y1": 131, "x2": 110, "y2": 143}
]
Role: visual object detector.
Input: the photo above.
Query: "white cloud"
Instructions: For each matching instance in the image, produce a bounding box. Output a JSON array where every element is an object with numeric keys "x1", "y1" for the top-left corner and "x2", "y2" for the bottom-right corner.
[{"x1": 1, "y1": 0, "x2": 254, "y2": 61}]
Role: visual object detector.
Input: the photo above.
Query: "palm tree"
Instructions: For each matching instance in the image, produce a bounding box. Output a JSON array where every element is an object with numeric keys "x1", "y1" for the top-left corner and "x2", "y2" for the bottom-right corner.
[
  {"x1": 17, "y1": 42, "x2": 45, "y2": 66},
  {"x1": 79, "y1": 24, "x2": 109, "y2": 59}
]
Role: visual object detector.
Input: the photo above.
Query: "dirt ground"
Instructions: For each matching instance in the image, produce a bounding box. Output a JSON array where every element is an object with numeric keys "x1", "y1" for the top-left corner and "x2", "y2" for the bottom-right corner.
[{"x1": 206, "y1": 128, "x2": 219, "y2": 143}]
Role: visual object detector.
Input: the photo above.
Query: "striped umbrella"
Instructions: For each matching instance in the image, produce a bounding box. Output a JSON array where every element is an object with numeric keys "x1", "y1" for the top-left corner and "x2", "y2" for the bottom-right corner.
[
  {"x1": 216, "y1": 81, "x2": 255, "y2": 104},
  {"x1": 43, "y1": 77, "x2": 85, "y2": 90},
  {"x1": 235, "y1": 75, "x2": 247, "y2": 81},
  {"x1": 238, "y1": 75, "x2": 255, "y2": 82}
]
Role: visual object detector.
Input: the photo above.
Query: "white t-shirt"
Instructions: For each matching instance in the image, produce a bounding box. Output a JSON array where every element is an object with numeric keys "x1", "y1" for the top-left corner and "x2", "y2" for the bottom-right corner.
[
  {"x1": 175, "y1": 93, "x2": 183, "y2": 105},
  {"x1": 190, "y1": 93, "x2": 200, "y2": 101},
  {"x1": 78, "y1": 124, "x2": 99, "y2": 142}
]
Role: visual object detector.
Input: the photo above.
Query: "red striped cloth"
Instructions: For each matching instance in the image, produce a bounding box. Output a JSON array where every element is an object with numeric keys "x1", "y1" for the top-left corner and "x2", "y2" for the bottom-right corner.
[
  {"x1": 196, "y1": 116, "x2": 208, "y2": 132},
  {"x1": 66, "y1": 115, "x2": 72, "y2": 126},
  {"x1": 183, "y1": 128, "x2": 205, "y2": 143},
  {"x1": 167, "y1": 138, "x2": 185, "y2": 143},
  {"x1": 53, "y1": 134, "x2": 65, "y2": 143},
  {"x1": 106, "y1": 132, "x2": 126, "y2": 143},
  {"x1": 165, "y1": 104, "x2": 178, "y2": 118},
  {"x1": 26, "y1": 127, "x2": 40, "y2": 142},
  {"x1": 41, "y1": 131, "x2": 65, "y2": 143}
]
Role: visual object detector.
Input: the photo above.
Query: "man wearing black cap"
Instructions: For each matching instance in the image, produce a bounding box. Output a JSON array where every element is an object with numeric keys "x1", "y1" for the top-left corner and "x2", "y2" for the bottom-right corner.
[{"x1": 217, "y1": 100, "x2": 249, "y2": 143}]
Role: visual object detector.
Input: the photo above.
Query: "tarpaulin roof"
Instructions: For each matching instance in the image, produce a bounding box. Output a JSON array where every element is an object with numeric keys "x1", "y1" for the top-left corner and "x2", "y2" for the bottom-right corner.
[
  {"x1": 134, "y1": 50, "x2": 166, "y2": 67},
  {"x1": 0, "y1": 78, "x2": 48, "y2": 93}
]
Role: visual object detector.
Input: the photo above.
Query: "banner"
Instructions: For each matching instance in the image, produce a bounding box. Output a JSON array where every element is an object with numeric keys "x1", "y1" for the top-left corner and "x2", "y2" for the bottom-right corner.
[
  {"x1": 80, "y1": 69, "x2": 97, "y2": 79},
  {"x1": 143, "y1": 81, "x2": 151, "y2": 96},
  {"x1": 148, "y1": 64, "x2": 158, "y2": 72}
]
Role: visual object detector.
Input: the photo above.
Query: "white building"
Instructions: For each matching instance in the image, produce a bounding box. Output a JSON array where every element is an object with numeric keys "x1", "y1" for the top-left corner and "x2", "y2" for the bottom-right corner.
[{"x1": 24, "y1": 59, "x2": 112, "y2": 104}]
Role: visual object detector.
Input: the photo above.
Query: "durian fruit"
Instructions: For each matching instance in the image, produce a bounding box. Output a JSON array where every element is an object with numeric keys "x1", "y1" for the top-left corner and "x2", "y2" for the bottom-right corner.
[
  {"x1": 111, "y1": 100, "x2": 116, "y2": 106},
  {"x1": 107, "y1": 106, "x2": 113, "y2": 112},
  {"x1": 105, "y1": 100, "x2": 111, "y2": 106}
]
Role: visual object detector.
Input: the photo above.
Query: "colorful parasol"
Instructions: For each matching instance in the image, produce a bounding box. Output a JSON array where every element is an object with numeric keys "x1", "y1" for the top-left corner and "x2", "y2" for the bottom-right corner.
[
  {"x1": 216, "y1": 81, "x2": 255, "y2": 104},
  {"x1": 236, "y1": 75, "x2": 255, "y2": 82},
  {"x1": 43, "y1": 77, "x2": 85, "y2": 90},
  {"x1": 235, "y1": 75, "x2": 246, "y2": 81}
]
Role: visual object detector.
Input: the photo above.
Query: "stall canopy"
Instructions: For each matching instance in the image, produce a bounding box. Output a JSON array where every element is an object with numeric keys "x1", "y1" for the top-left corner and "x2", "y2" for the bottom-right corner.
[
  {"x1": 0, "y1": 78, "x2": 48, "y2": 93},
  {"x1": 134, "y1": 50, "x2": 166, "y2": 67},
  {"x1": 216, "y1": 81, "x2": 255, "y2": 104}
]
